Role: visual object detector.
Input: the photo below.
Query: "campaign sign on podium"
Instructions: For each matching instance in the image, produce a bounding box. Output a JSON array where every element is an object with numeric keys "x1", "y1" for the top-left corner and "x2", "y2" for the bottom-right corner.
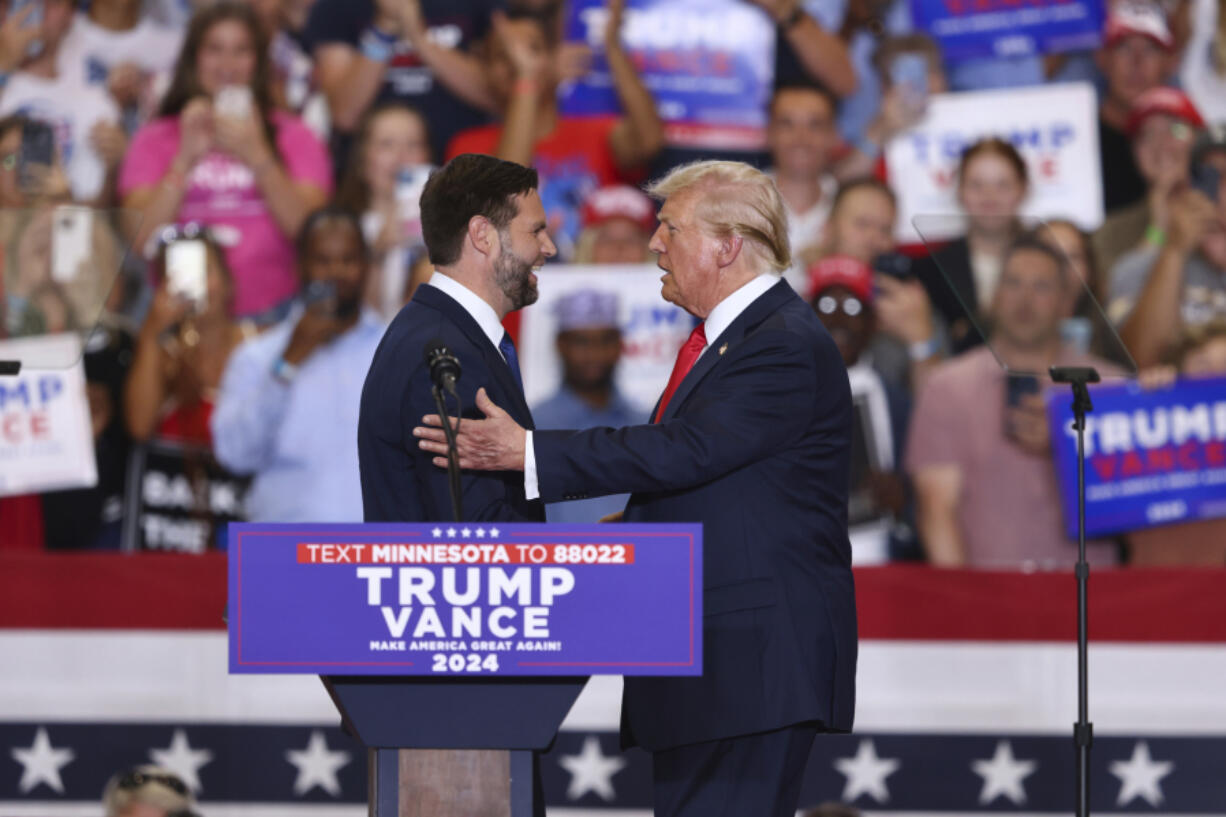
[{"x1": 228, "y1": 522, "x2": 701, "y2": 676}]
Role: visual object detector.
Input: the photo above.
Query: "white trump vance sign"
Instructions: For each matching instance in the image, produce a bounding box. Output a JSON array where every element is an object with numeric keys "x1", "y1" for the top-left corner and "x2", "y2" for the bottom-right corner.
[
  {"x1": 519, "y1": 265, "x2": 695, "y2": 414},
  {"x1": 886, "y1": 82, "x2": 1104, "y2": 244},
  {"x1": 0, "y1": 333, "x2": 96, "y2": 496}
]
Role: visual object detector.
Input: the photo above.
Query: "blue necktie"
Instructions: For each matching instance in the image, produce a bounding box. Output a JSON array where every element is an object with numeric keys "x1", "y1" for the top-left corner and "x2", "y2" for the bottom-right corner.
[{"x1": 499, "y1": 332, "x2": 524, "y2": 391}]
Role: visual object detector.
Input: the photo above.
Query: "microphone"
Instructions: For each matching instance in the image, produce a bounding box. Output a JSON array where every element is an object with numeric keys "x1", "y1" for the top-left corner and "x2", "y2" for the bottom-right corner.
[{"x1": 424, "y1": 339, "x2": 461, "y2": 394}]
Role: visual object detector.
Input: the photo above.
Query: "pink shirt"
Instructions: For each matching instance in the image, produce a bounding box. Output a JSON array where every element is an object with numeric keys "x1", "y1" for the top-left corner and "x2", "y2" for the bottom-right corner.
[
  {"x1": 119, "y1": 111, "x2": 332, "y2": 317},
  {"x1": 906, "y1": 347, "x2": 1118, "y2": 569}
]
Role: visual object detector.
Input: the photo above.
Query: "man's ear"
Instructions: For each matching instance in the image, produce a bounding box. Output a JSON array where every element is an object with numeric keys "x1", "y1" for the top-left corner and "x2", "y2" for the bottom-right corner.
[
  {"x1": 467, "y1": 215, "x2": 495, "y2": 259},
  {"x1": 716, "y1": 234, "x2": 744, "y2": 269}
]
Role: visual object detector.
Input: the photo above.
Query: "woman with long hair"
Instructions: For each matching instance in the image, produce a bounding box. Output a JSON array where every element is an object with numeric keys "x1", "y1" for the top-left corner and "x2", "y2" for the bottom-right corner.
[
  {"x1": 915, "y1": 137, "x2": 1029, "y2": 353},
  {"x1": 335, "y1": 101, "x2": 432, "y2": 318},
  {"x1": 124, "y1": 227, "x2": 251, "y2": 446},
  {"x1": 119, "y1": 1, "x2": 331, "y2": 325}
]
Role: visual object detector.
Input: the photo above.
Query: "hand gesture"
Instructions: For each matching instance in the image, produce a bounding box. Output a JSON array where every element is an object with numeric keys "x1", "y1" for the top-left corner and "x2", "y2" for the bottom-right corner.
[
  {"x1": 90, "y1": 120, "x2": 128, "y2": 170},
  {"x1": 281, "y1": 302, "x2": 349, "y2": 365},
  {"x1": 743, "y1": 0, "x2": 800, "y2": 24},
  {"x1": 0, "y1": 3, "x2": 40, "y2": 73},
  {"x1": 21, "y1": 161, "x2": 70, "y2": 203},
  {"x1": 874, "y1": 275, "x2": 935, "y2": 346},
  {"x1": 176, "y1": 97, "x2": 215, "y2": 169},
  {"x1": 142, "y1": 286, "x2": 192, "y2": 340},
  {"x1": 604, "y1": 0, "x2": 626, "y2": 48},
  {"x1": 414, "y1": 387, "x2": 527, "y2": 471},
  {"x1": 106, "y1": 61, "x2": 147, "y2": 109},
  {"x1": 372, "y1": 0, "x2": 407, "y2": 35},
  {"x1": 1006, "y1": 393, "x2": 1051, "y2": 458},
  {"x1": 492, "y1": 11, "x2": 548, "y2": 81},
  {"x1": 556, "y1": 41, "x2": 593, "y2": 82},
  {"x1": 874, "y1": 84, "x2": 926, "y2": 142},
  {"x1": 1167, "y1": 188, "x2": 1218, "y2": 254},
  {"x1": 213, "y1": 105, "x2": 272, "y2": 169}
]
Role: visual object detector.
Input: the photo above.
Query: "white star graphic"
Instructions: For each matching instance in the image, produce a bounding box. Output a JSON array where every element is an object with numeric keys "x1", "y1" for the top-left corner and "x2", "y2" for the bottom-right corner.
[
  {"x1": 971, "y1": 740, "x2": 1037, "y2": 805},
  {"x1": 1110, "y1": 741, "x2": 1174, "y2": 807},
  {"x1": 834, "y1": 738, "x2": 900, "y2": 803},
  {"x1": 558, "y1": 736, "x2": 625, "y2": 801},
  {"x1": 489, "y1": 527, "x2": 500, "y2": 538},
  {"x1": 149, "y1": 729, "x2": 213, "y2": 794},
  {"x1": 11, "y1": 727, "x2": 74, "y2": 794},
  {"x1": 475, "y1": 527, "x2": 486, "y2": 538},
  {"x1": 285, "y1": 730, "x2": 351, "y2": 797},
  {"x1": 461, "y1": 527, "x2": 471, "y2": 537},
  {"x1": 446, "y1": 527, "x2": 457, "y2": 537},
  {"x1": 431, "y1": 527, "x2": 442, "y2": 538}
]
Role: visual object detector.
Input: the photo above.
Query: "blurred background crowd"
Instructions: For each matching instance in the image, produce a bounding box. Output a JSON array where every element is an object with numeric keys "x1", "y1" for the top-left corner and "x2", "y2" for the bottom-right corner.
[{"x1": 1, "y1": 0, "x2": 1225, "y2": 569}]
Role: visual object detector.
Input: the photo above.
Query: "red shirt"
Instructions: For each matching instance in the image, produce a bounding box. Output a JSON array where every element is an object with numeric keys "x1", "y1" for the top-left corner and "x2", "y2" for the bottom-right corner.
[{"x1": 447, "y1": 116, "x2": 626, "y2": 263}]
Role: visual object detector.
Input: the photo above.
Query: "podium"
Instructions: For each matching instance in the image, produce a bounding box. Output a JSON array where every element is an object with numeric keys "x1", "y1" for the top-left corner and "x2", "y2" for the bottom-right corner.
[
  {"x1": 228, "y1": 522, "x2": 703, "y2": 816},
  {"x1": 323, "y1": 676, "x2": 585, "y2": 816}
]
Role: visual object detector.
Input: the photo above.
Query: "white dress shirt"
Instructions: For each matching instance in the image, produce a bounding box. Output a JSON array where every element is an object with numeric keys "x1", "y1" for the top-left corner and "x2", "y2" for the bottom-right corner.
[
  {"x1": 524, "y1": 273, "x2": 781, "y2": 500},
  {"x1": 427, "y1": 272, "x2": 507, "y2": 352},
  {"x1": 426, "y1": 273, "x2": 545, "y2": 501}
]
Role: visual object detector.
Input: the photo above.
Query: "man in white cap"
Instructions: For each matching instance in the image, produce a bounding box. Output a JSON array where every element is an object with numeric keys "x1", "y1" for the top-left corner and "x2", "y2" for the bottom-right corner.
[
  {"x1": 1096, "y1": 0, "x2": 1178, "y2": 213},
  {"x1": 532, "y1": 288, "x2": 639, "y2": 523}
]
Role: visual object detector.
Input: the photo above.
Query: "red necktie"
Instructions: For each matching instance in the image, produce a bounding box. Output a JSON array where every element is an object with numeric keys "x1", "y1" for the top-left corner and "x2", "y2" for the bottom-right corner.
[{"x1": 654, "y1": 324, "x2": 706, "y2": 422}]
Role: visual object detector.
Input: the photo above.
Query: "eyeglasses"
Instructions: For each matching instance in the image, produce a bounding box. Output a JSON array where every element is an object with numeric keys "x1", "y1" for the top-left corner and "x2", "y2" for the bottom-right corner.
[
  {"x1": 117, "y1": 769, "x2": 189, "y2": 797},
  {"x1": 815, "y1": 294, "x2": 864, "y2": 317}
]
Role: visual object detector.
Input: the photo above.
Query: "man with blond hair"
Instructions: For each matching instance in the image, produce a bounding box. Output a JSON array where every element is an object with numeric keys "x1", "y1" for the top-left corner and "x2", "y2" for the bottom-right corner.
[{"x1": 414, "y1": 160, "x2": 857, "y2": 817}]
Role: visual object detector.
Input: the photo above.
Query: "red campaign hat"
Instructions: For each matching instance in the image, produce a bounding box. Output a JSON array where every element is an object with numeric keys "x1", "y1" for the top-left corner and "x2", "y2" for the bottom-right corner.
[
  {"x1": 807, "y1": 255, "x2": 874, "y2": 304},
  {"x1": 1126, "y1": 87, "x2": 1206, "y2": 136},
  {"x1": 580, "y1": 185, "x2": 657, "y2": 232},
  {"x1": 1104, "y1": 1, "x2": 1174, "y2": 51}
]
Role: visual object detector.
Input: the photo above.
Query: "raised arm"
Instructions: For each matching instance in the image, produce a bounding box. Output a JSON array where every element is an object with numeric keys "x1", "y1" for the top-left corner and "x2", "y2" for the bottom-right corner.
[
  {"x1": 1116, "y1": 189, "x2": 1215, "y2": 367},
  {"x1": 604, "y1": 0, "x2": 665, "y2": 171},
  {"x1": 753, "y1": 0, "x2": 856, "y2": 97}
]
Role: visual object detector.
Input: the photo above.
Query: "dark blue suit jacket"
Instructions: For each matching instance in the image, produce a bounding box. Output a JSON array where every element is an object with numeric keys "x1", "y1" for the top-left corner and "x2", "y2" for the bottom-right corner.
[
  {"x1": 358, "y1": 284, "x2": 545, "y2": 523},
  {"x1": 533, "y1": 280, "x2": 857, "y2": 751}
]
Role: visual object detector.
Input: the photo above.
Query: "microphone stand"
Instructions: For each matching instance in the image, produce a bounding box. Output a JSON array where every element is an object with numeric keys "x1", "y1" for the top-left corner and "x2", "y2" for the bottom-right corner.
[
  {"x1": 1050, "y1": 365, "x2": 1099, "y2": 817},
  {"x1": 432, "y1": 383, "x2": 464, "y2": 522}
]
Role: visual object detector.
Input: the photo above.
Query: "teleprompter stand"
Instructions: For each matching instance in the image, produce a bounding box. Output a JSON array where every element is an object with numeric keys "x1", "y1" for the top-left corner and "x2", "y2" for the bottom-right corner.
[{"x1": 1050, "y1": 365, "x2": 1100, "y2": 817}]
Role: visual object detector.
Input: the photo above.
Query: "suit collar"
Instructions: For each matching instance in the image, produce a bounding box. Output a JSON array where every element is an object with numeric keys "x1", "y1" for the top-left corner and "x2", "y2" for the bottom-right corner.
[
  {"x1": 425, "y1": 274, "x2": 505, "y2": 350},
  {"x1": 658, "y1": 279, "x2": 794, "y2": 423},
  {"x1": 413, "y1": 284, "x2": 535, "y2": 427}
]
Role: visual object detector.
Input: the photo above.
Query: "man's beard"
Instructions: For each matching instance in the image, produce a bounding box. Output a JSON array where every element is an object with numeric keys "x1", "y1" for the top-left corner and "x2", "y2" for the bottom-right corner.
[{"x1": 494, "y1": 231, "x2": 539, "y2": 311}]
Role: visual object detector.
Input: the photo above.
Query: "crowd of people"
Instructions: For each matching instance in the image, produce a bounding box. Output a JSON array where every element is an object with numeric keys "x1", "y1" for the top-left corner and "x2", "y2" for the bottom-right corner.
[{"x1": 1, "y1": 0, "x2": 1225, "y2": 567}]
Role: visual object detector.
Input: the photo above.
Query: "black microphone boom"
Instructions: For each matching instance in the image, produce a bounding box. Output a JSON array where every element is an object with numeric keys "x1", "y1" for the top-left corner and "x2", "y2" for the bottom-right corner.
[
  {"x1": 424, "y1": 339, "x2": 462, "y2": 394},
  {"x1": 423, "y1": 338, "x2": 464, "y2": 521}
]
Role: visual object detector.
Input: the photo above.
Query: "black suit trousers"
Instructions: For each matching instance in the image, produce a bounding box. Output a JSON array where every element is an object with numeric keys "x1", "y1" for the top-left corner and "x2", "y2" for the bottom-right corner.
[{"x1": 651, "y1": 723, "x2": 819, "y2": 817}]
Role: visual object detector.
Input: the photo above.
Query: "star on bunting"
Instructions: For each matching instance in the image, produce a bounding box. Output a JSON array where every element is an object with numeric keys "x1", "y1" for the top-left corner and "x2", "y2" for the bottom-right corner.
[
  {"x1": 286, "y1": 730, "x2": 351, "y2": 797},
  {"x1": 11, "y1": 727, "x2": 74, "y2": 794},
  {"x1": 834, "y1": 738, "x2": 900, "y2": 803},
  {"x1": 972, "y1": 740, "x2": 1038, "y2": 805},
  {"x1": 559, "y1": 737, "x2": 625, "y2": 801}
]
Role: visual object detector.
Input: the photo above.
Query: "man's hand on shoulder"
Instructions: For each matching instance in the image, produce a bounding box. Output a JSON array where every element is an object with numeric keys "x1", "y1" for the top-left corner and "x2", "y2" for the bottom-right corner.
[{"x1": 415, "y1": 388, "x2": 527, "y2": 471}]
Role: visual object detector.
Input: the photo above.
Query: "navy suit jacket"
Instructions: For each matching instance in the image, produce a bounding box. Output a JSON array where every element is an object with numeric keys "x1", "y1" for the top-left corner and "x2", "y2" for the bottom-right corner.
[
  {"x1": 533, "y1": 280, "x2": 857, "y2": 751},
  {"x1": 358, "y1": 284, "x2": 545, "y2": 523}
]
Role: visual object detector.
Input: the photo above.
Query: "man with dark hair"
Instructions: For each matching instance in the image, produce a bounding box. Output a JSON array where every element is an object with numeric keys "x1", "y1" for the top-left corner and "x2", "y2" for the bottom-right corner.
[
  {"x1": 358, "y1": 152, "x2": 557, "y2": 521},
  {"x1": 766, "y1": 81, "x2": 841, "y2": 292},
  {"x1": 213, "y1": 206, "x2": 383, "y2": 522}
]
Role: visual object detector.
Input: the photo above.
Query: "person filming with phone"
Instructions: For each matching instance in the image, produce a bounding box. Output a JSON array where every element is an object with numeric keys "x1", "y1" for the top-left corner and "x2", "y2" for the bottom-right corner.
[
  {"x1": 124, "y1": 226, "x2": 248, "y2": 446},
  {"x1": 211, "y1": 207, "x2": 384, "y2": 523},
  {"x1": 119, "y1": 1, "x2": 331, "y2": 326},
  {"x1": 906, "y1": 236, "x2": 1119, "y2": 569}
]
